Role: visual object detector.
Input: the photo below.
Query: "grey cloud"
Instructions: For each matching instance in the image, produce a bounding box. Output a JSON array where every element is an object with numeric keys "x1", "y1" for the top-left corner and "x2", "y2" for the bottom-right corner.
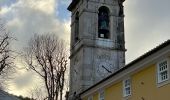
[
  {"x1": 124, "y1": 0, "x2": 170, "y2": 63},
  {"x1": 0, "y1": 0, "x2": 70, "y2": 97},
  {"x1": 12, "y1": 72, "x2": 35, "y2": 89}
]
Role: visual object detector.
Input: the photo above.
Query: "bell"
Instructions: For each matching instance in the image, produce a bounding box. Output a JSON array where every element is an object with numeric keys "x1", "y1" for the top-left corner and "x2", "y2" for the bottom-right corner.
[{"x1": 99, "y1": 21, "x2": 108, "y2": 30}]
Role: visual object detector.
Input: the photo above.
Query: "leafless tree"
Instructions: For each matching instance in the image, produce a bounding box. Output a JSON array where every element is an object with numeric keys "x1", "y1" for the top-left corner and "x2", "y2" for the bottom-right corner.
[
  {"x1": 28, "y1": 85, "x2": 45, "y2": 100},
  {"x1": 24, "y1": 34, "x2": 68, "y2": 100},
  {"x1": 0, "y1": 20, "x2": 15, "y2": 90}
]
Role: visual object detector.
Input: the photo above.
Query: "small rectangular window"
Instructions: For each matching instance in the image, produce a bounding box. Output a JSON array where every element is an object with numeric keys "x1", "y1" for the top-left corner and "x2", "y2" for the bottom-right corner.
[
  {"x1": 157, "y1": 60, "x2": 169, "y2": 83},
  {"x1": 123, "y1": 78, "x2": 131, "y2": 97},
  {"x1": 99, "y1": 91, "x2": 104, "y2": 100}
]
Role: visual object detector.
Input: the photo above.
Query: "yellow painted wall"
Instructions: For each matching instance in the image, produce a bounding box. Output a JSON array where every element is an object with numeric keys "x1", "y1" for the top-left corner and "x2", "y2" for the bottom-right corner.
[
  {"x1": 83, "y1": 64, "x2": 170, "y2": 100},
  {"x1": 131, "y1": 64, "x2": 170, "y2": 100},
  {"x1": 83, "y1": 82, "x2": 122, "y2": 100},
  {"x1": 83, "y1": 97, "x2": 87, "y2": 100},
  {"x1": 93, "y1": 93, "x2": 98, "y2": 100},
  {"x1": 83, "y1": 92, "x2": 98, "y2": 100},
  {"x1": 105, "y1": 82, "x2": 122, "y2": 100}
]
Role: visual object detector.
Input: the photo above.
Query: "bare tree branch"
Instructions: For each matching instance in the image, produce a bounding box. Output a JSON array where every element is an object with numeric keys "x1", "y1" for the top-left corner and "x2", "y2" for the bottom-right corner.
[
  {"x1": 23, "y1": 34, "x2": 69, "y2": 100},
  {"x1": 0, "y1": 19, "x2": 15, "y2": 90}
]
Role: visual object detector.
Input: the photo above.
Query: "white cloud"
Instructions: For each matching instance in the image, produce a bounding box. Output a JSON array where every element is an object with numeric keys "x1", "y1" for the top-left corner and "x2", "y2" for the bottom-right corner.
[
  {"x1": 0, "y1": 0, "x2": 70, "y2": 97},
  {"x1": 1, "y1": 0, "x2": 170, "y2": 97},
  {"x1": 0, "y1": 0, "x2": 70, "y2": 50},
  {"x1": 0, "y1": 6, "x2": 10, "y2": 15}
]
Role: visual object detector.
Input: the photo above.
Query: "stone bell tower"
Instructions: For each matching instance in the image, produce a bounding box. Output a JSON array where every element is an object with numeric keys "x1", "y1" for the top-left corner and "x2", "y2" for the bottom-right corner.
[{"x1": 68, "y1": 0, "x2": 126, "y2": 99}]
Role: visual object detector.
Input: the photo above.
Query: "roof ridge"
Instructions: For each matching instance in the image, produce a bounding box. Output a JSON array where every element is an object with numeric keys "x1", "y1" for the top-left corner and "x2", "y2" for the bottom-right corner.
[
  {"x1": 80, "y1": 39, "x2": 170, "y2": 95},
  {"x1": 126, "y1": 39, "x2": 170, "y2": 67}
]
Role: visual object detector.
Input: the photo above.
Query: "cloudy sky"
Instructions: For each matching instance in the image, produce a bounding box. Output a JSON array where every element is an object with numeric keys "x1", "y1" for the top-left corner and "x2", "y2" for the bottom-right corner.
[{"x1": 0, "y1": 0, "x2": 170, "y2": 97}]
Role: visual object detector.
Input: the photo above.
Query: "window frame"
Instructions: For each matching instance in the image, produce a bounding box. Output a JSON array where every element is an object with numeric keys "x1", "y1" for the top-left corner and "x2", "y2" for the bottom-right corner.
[
  {"x1": 98, "y1": 90, "x2": 105, "y2": 100},
  {"x1": 157, "y1": 59, "x2": 170, "y2": 84},
  {"x1": 123, "y1": 78, "x2": 131, "y2": 97}
]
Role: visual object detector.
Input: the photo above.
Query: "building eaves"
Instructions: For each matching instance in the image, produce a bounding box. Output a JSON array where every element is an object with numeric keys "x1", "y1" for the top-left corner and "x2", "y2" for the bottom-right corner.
[
  {"x1": 68, "y1": 0, "x2": 80, "y2": 11},
  {"x1": 67, "y1": 0, "x2": 126, "y2": 11},
  {"x1": 80, "y1": 39, "x2": 170, "y2": 95}
]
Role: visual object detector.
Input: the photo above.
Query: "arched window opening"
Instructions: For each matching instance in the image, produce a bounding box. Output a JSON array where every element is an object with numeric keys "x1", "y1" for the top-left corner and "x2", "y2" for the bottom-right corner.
[
  {"x1": 75, "y1": 12, "x2": 79, "y2": 42},
  {"x1": 98, "y1": 6, "x2": 110, "y2": 39}
]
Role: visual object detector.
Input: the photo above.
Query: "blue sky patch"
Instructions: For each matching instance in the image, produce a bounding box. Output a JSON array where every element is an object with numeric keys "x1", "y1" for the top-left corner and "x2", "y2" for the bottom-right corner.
[
  {"x1": 56, "y1": 1, "x2": 71, "y2": 21},
  {"x1": 0, "y1": 0, "x2": 17, "y2": 7}
]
